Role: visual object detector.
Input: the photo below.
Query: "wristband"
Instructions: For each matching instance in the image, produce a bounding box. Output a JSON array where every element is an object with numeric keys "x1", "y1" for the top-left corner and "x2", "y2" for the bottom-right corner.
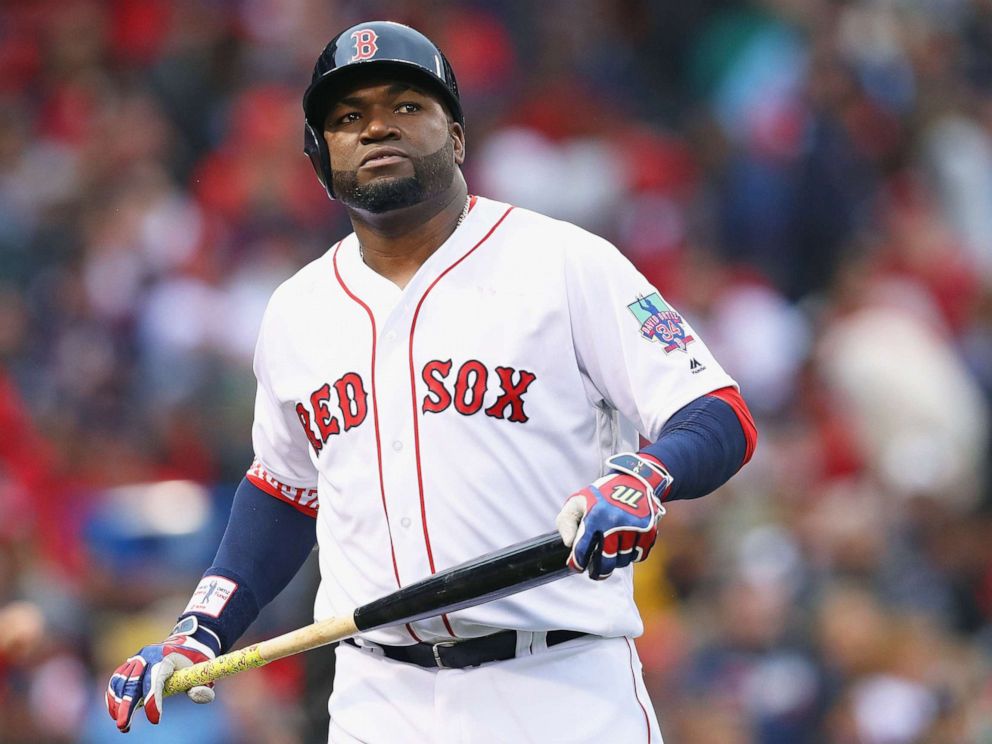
[{"x1": 180, "y1": 568, "x2": 260, "y2": 653}]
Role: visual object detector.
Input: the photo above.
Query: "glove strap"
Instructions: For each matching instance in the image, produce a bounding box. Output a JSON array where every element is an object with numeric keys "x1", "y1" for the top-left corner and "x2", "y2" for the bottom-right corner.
[
  {"x1": 606, "y1": 452, "x2": 673, "y2": 500},
  {"x1": 167, "y1": 615, "x2": 221, "y2": 659}
]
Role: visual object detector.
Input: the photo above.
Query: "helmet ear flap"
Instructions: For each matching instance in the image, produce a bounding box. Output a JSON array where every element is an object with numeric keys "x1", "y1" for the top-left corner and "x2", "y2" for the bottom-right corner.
[
  {"x1": 304, "y1": 121, "x2": 335, "y2": 200},
  {"x1": 441, "y1": 55, "x2": 460, "y2": 104}
]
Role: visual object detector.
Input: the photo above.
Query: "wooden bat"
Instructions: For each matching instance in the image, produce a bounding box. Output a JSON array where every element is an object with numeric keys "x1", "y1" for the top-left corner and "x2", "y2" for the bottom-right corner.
[{"x1": 163, "y1": 531, "x2": 572, "y2": 697}]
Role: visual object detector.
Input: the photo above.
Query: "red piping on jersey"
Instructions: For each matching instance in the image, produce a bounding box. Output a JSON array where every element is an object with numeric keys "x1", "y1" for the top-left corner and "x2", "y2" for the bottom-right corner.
[
  {"x1": 706, "y1": 386, "x2": 758, "y2": 466},
  {"x1": 407, "y1": 202, "x2": 514, "y2": 638},
  {"x1": 625, "y1": 637, "x2": 652, "y2": 743},
  {"x1": 333, "y1": 239, "x2": 422, "y2": 644}
]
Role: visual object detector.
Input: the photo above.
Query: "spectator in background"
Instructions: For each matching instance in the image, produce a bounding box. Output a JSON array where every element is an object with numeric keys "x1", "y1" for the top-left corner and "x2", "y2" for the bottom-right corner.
[{"x1": 3, "y1": 0, "x2": 992, "y2": 741}]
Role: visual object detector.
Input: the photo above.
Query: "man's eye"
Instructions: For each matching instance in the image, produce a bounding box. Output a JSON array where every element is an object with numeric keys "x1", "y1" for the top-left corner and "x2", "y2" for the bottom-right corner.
[
  {"x1": 337, "y1": 112, "x2": 360, "y2": 125},
  {"x1": 397, "y1": 103, "x2": 421, "y2": 113}
]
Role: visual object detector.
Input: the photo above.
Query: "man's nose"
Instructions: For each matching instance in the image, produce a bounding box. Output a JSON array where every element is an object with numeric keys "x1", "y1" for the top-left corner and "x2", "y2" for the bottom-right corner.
[{"x1": 360, "y1": 109, "x2": 399, "y2": 142}]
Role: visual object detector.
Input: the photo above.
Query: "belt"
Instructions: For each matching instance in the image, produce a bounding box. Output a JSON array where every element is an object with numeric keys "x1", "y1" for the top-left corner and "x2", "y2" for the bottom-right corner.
[{"x1": 344, "y1": 629, "x2": 587, "y2": 670}]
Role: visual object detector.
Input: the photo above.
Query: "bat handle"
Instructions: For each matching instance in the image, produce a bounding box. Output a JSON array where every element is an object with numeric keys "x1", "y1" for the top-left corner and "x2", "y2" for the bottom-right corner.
[
  {"x1": 163, "y1": 614, "x2": 359, "y2": 697},
  {"x1": 163, "y1": 644, "x2": 267, "y2": 697}
]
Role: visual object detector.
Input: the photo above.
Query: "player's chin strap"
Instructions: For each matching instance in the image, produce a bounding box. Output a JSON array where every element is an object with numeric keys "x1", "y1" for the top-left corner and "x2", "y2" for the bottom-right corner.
[{"x1": 605, "y1": 452, "x2": 673, "y2": 502}]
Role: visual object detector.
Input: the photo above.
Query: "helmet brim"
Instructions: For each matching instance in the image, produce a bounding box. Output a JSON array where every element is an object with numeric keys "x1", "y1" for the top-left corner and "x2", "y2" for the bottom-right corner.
[{"x1": 303, "y1": 59, "x2": 465, "y2": 132}]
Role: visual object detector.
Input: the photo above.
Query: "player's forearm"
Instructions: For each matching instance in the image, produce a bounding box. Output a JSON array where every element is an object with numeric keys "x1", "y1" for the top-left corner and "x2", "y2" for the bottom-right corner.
[
  {"x1": 183, "y1": 477, "x2": 318, "y2": 652},
  {"x1": 641, "y1": 386, "x2": 757, "y2": 501}
]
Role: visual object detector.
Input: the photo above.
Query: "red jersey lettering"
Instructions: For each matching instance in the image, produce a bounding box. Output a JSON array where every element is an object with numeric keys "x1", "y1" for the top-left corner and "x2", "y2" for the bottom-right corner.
[
  {"x1": 485, "y1": 367, "x2": 537, "y2": 423},
  {"x1": 422, "y1": 359, "x2": 453, "y2": 413},
  {"x1": 334, "y1": 372, "x2": 368, "y2": 431},
  {"x1": 454, "y1": 360, "x2": 488, "y2": 416}
]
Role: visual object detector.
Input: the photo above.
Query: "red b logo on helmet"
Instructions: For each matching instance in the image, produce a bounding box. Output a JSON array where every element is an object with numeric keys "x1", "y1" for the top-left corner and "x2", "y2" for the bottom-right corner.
[{"x1": 351, "y1": 29, "x2": 378, "y2": 61}]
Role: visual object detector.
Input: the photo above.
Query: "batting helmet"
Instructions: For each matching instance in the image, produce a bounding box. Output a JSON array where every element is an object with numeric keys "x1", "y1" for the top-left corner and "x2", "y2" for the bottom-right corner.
[{"x1": 302, "y1": 21, "x2": 464, "y2": 200}]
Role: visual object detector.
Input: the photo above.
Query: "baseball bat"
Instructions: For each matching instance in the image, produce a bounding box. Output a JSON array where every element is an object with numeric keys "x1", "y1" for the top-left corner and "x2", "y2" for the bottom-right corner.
[{"x1": 163, "y1": 531, "x2": 572, "y2": 697}]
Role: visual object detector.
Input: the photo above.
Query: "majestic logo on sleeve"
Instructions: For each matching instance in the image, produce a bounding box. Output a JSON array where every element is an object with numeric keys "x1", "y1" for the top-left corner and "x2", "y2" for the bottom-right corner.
[
  {"x1": 350, "y1": 29, "x2": 379, "y2": 61},
  {"x1": 627, "y1": 292, "x2": 695, "y2": 354}
]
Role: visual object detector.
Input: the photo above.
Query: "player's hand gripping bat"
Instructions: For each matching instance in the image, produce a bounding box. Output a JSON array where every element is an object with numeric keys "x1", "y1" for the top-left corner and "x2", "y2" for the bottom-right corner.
[{"x1": 163, "y1": 532, "x2": 572, "y2": 697}]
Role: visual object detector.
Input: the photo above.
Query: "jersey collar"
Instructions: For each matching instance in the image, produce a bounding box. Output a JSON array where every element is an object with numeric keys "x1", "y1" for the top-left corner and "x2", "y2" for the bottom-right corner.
[{"x1": 334, "y1": 196, "x2": 507, "y2": 320}]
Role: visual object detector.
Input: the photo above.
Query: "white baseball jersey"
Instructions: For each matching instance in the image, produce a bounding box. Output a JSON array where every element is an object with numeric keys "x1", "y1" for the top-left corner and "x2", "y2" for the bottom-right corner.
[{"x1": 247, "y1": 195, "x2": 736, "y2": 646}]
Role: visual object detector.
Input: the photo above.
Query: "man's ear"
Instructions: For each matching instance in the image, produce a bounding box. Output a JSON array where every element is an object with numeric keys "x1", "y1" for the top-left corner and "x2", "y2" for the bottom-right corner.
[{"x1": 450, "y1": 121, "x2": 466, "y2": 165}]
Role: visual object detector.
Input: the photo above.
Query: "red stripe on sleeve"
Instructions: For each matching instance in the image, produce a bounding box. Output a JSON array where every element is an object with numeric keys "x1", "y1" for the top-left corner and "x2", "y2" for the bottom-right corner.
[
  {"x1": 246, "y1": 460, "x2": 319, "y2": 518},
  {"x1": 705, "y1": 386, "x2": 757, "y2": 467}
]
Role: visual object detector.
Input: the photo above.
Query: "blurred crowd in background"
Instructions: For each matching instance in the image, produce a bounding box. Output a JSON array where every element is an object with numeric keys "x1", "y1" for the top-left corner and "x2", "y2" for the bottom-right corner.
[{"x1": 2, "y1": 0, "x2": 992, "y2": 741}]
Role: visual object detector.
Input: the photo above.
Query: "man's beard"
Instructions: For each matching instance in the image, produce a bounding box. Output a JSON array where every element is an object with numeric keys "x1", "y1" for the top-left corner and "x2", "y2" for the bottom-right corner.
[{"x1": 332, "y1": 141, "x2": 455, "y2": 213}]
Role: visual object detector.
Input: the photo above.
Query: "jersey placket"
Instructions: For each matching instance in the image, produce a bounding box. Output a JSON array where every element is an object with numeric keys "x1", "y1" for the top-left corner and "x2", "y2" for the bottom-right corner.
[
  {"x1": 374, "y1": 302, "x2": 452, "y2": 639},
  {"x1": 332, "y1": 202, "x2": 513, "y2": 642},
  {"x1": 336, "y1": 232, "x2": 473, "y2": 641},
  {"x1": 372, "y1": 231, "x2": 488, "y2": 641},
  {"x1": 389, "y1": 202, "x2": 515, "y2": 641}
]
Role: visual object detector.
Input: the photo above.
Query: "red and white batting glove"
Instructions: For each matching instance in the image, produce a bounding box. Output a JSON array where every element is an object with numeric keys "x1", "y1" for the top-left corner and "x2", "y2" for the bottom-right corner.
[
  {"x1": 556, "y1": 453, "x2": 671, "y2": 580},
  {"x1": 106, "y1": 616, "x2": 220, "y2": 733}
]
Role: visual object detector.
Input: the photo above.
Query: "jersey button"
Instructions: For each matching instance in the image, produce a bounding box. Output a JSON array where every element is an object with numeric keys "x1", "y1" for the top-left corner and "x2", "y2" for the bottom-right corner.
[
  {"x1": 400, "y1": 517, "x2": 411, "y2": 528},
  {"x1": 385, "y1": 330, "x2": 397, "y2": 341},
  {"x1": 392, "y1": 440, "x2": 403, "y2": 451}
]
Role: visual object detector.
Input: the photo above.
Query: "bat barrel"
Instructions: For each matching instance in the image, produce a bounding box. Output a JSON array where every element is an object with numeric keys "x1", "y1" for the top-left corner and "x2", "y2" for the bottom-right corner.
[{"x1": 355, "y1": 531, "x2": 571, "y2": 631}]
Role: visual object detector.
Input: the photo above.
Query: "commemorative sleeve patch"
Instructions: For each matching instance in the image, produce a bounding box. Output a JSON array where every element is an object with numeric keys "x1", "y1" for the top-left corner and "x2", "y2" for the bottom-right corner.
[
  {"x1": 184, "y1": 575, "x2": 238, "y2": 618},
  {"x1": 627, "y1": 292, "x2": 696, "y2": 354}
]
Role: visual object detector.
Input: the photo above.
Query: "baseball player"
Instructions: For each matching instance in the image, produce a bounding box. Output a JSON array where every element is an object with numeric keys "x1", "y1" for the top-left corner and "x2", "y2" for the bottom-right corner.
[{"x1": 106, "y1": 21, "x2": 757, "y2": 743}]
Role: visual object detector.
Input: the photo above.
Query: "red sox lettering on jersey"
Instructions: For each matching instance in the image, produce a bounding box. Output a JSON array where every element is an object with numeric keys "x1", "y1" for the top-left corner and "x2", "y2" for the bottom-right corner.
[
  {"x1": 248, "y1": 196, "x2": 738, "y2": 648},
  {"x1": 421, "y1": 361, "x2": 536, "y2": 421},
  {"x1": 296, "y1": 361, "x2": 537, "y2": 452}
]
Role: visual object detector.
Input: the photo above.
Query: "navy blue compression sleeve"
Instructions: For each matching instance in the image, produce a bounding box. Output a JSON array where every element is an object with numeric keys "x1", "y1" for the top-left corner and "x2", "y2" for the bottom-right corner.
[
  {"x1": 185, "y1": 477, "x2": 317, "y2": 651},
  {"x1": 640, "y1": 387, "x2": 756, "y2": 502}
]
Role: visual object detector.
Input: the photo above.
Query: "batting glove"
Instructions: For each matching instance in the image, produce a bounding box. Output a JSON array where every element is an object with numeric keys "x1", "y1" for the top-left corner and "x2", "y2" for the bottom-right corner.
[
  {"x1": 556, "y1": 453, "x2": 671, "y2": 580},
  {"x1": 106, "y1": 615, "x2": 220, "y2": 733}
]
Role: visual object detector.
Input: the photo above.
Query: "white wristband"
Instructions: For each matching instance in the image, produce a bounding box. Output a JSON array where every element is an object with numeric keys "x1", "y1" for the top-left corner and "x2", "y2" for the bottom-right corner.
[{"x1": 183, "y1": 575, "x2": 238, "y2": 618}]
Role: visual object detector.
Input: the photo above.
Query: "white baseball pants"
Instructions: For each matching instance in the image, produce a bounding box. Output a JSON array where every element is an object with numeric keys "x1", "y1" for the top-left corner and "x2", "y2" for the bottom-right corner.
[{"x1": 327, "y1": 634, "x2": 663, "y2": 743}]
